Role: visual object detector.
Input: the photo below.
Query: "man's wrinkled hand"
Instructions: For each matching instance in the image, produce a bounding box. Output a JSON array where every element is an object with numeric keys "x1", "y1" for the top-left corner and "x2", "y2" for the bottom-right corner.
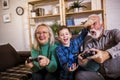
[
  {"x1": 89, "y1": 48, "x2": 111, "y2": 63},
  {"x1": 84, "y1": 19, "x2": 96, "y2": 28}
]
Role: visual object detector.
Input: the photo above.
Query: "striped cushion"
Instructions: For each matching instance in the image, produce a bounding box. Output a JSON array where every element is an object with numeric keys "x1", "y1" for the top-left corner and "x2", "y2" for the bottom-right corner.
[{"x1": 0, "y1": 64, "x2": 32, "y2": 80}]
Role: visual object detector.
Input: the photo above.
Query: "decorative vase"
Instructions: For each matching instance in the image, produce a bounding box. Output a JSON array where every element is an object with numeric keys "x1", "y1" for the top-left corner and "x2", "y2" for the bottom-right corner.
[
  {"x1": 79, "y1": 8, "x2": 83, "y2": 12},
  {"x1": 74, "y1": 8, "x2": 79, "y2": 12}
]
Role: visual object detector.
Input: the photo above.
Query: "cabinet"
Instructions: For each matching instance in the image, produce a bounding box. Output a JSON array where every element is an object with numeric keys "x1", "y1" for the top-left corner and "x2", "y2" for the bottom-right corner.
[{"x1": 27, "y1": 0, "x2": 106, "y2": 48}]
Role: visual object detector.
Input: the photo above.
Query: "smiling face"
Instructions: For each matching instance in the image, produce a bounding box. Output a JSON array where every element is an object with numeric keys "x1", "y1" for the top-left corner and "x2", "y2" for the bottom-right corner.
[
  {"x1": 58, "y1": 28, "x2": 72, "y2": 47},
  {"x1": 35, "y1": 26, "x2": 50, "y2": 45}
]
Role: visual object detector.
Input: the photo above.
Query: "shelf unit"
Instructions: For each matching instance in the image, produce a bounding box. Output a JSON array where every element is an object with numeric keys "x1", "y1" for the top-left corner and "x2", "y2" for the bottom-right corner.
[
  {"x1": 30, "y1": 14, "x2": 60, "y2": 19},
  {"x1": 27, "y1": 0, "x2": 106, "y2": 48},
  {"x1": 63, "y1": 0, "x2": 106, "y2": 29},
  {"x1": 28, "y1": 0, "x2": 61, "y2": 48},
  {"x1": 66, "y1": 10, "x2": 103, "y2": 15}
]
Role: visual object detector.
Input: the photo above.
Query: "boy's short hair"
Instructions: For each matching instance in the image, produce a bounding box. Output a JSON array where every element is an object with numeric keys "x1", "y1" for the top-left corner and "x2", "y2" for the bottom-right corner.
[{"x1": 57, "y1": 25, "x2": 71, "y2": 36}]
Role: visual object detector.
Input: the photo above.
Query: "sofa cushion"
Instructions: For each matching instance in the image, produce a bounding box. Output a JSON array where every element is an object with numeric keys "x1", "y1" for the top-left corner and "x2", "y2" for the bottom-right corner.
[
  {"x1": 0, "y1": 43, "x2": 20, "y2": 72},
  {"x1": 0, "y1": 64, "x2": 32, "y2": 80}
]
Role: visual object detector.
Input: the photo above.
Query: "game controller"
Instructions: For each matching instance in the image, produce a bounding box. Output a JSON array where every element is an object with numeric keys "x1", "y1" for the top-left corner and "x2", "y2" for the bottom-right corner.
[
  {"x1": 81, "y1": 51, "x2": 96, "y2": 59},
  {"x1": 27, "y1": 57, "x2": 42, "y2": 63},
  {"x1": 67, "y1": 51, "x2": 96, "y2": 68}
]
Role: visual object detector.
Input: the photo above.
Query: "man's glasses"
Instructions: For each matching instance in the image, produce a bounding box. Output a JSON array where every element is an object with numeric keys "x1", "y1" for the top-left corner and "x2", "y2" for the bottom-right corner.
[{"x1": 36, "y1": 31, "x2": 49, "y2": 35}]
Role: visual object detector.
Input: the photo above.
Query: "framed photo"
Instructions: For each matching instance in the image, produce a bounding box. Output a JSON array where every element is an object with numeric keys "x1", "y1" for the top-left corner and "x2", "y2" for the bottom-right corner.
[
  {"x1": 3, "y1": 14, "x2": 11, "y2": 23},
  {"x1": 2, "y1": 0, "x2": 9, "y2": 9}
]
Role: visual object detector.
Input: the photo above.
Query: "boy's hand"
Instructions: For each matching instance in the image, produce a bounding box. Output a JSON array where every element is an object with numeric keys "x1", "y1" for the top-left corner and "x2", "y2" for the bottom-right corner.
[{"x1": 67, "y1": 63, "x2": 78, "y2": 72}]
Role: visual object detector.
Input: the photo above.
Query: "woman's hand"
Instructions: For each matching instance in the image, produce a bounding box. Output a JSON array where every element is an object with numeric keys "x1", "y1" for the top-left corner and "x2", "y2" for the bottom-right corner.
[
  {"x1": 25, "y1": 57, "x2": 34, "y2": 68},
  {"x1": 38, "y1": 55, "x2": 50, "y2": 67}
]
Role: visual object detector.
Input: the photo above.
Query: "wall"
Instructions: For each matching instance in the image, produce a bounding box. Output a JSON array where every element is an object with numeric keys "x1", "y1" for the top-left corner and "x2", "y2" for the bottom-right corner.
[
  {"x1": 106, "y1": 0, "x2": 120, "y2": 29},
  {"x1": 0, "y1": 0, "x2": 30, "y2": 51},
  {"x1": 0, "y1": 0, "x2": 120, "y2": 51}
]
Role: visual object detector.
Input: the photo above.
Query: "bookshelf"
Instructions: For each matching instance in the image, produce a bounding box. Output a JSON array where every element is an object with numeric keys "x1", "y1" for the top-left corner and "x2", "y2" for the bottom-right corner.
[{"x1": 27, "y1": 0, "x2": 106, "y2": 48}]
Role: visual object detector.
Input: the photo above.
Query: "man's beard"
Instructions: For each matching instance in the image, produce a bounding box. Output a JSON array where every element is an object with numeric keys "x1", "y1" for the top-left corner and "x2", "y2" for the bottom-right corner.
[{"x1": 89, "y1": 28, "x2": 103, "y2": 39}]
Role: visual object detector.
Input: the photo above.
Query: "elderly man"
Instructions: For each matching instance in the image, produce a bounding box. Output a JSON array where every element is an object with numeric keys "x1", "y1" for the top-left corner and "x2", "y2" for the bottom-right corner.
[{"x1": 76, "y1": 14, "x2": 120, "y2": 80}]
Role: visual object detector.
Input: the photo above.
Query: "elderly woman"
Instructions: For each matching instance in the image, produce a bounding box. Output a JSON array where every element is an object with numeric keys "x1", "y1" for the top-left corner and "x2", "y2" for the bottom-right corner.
[{"x1": 25, "y1": 24, "x2": 58, "y2": 80}]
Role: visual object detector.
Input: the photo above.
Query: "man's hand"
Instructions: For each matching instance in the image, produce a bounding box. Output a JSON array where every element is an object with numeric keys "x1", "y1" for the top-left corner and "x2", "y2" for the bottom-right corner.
[
  {"x1": 84, "y1": 19, "x2": 95, "y2": 28},
  {"x1": 78, "y1": 51, "x2": 88, "y2": 65},
  {"x1": 89, "y1": 48, "x2": 111, "y2": 63}
]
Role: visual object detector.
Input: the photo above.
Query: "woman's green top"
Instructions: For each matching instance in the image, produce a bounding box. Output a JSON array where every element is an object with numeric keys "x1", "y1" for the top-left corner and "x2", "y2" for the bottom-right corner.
[{"x1": 31, "y1": 42, "x2": 58, "y2": 73}]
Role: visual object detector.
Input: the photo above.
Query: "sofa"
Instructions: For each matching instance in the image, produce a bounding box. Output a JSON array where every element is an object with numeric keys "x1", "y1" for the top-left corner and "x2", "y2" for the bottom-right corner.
[
  {"x1": 81, "y1": 35, "x2": 120, "y2": 80},
  {"x1": 0, "y1": 43, "x2": 32, "y2": 80}
]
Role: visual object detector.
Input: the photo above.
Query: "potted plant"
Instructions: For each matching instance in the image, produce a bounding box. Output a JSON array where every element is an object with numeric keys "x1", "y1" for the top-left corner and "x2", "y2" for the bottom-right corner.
[
  {"x1": 50, "y1": 21, "x2": 60, "y2": 36},
  {"x1": 69, "y1": 0, "x2": 87, "y2": 12}
]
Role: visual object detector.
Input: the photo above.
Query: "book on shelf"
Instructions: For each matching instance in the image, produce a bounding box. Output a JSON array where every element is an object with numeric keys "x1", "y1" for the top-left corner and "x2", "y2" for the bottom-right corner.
[
  {"x1": 91, "y1": 0, "x2": 101, "y2": 10},
  {"x1": 97, "y1": 0, "x2": 101, "y2": 10},
  {"x1": 66, "y1": 18, "x2": 75, "y2": 27}
]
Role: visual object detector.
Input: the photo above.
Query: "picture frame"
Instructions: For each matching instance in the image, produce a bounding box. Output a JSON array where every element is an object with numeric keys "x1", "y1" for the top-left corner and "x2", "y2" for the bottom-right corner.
[
  {"x1": 2, "y1": 0, "x2": 9, "y2": 9},
  {"x1": 3, "y1": 14, "x2": 11, "y2": 23}
]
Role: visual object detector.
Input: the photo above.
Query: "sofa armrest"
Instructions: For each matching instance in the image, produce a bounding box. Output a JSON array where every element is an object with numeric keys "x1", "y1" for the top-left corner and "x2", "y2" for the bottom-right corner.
[{"x1": 17, "y1": 51, "x2": 31, "y2": 64}]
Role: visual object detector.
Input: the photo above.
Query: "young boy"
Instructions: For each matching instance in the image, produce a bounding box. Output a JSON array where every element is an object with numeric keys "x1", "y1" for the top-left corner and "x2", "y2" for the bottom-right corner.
[{"x1": 56, "y1": 25, "x2": 88, "y2": 80}]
